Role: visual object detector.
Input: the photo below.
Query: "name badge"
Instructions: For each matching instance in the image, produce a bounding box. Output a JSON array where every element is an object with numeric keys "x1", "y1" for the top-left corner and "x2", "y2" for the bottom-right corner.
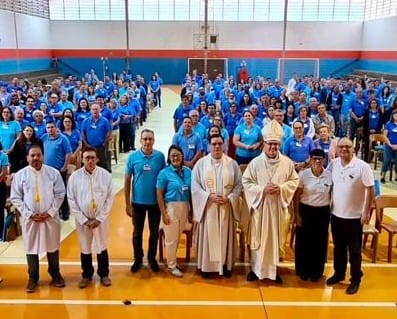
[
  {"x1": 244, "y1": 129, "x2": 250, "y2": 135},
  {"x1": 324, "y1": 148, "x2": 329, "y2": 153},
  {"x1": 143, "y1": 164, "x2": 151, "y2": 171},
  {"x1": 91, "y1": 125, "x2": 97, "y2": 129},
  {"x1": 371, "y1": 114, "x2": 376, "y2": 119},
  {"x1": 304, "y1": 123, "x2": 308, "y2": 128},
  {"x1": 188, "y1": 144, "x2": 195, "y2": 150},
  {"x1": 2, "y1": 124, "x2": 8, "y2": 129},
  {"x1": 296, "y1": 142, "x2": 302, "y2": 147},
  {"x1": 182, "y1": 185, "x2": 189, "y2": 192}
]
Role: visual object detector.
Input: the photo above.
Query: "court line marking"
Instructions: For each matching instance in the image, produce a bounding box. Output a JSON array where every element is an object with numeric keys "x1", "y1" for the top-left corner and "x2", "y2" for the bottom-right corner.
[
  {"x1": 0, "y1": 299, "x2": 395, "y2": 307},
  {"x1": 1, "y1": 261, "x2": 397, "y2": 268}
]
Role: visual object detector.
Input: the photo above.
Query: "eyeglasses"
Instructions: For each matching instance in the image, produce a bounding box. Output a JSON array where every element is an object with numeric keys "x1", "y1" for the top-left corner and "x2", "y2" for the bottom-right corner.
[
  {"x1": 63, "y1": 120, "x2": 72, "y2": 123},
  {"x1": 170, "y1": 154, "x2": 182, "y2": 158},
  {"x1": 265, "y1": 142, "x2": 280, "y2": 146},
  {"x1": 2, "y1": 111, "x2": 10, "y2": 114}
]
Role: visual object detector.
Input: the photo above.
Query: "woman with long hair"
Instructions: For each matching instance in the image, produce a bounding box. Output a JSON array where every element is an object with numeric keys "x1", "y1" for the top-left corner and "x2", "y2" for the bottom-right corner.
[{"x1": 380, "y1": 109, "x2": 397, "y2": 183}]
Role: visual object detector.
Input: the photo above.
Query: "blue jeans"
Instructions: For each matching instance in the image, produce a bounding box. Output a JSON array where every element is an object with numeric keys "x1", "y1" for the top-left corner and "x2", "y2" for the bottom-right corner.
[
  {"x1": 381, "y1": 144, "x2": 397, "y2": 174},
  {"x1": 339, "y1": 113, "x2": 350, "y2": 138}
]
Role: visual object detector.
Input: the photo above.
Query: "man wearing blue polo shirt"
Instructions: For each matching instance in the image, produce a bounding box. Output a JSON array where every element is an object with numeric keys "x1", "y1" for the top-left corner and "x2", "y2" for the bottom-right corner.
[
  {"x1": 41, "y1": 121, "x2": 72, "y2": 220},
  {"x1": 124, "y1": 129, "x2": 166, "y2": 273},
  {"x1": 81, "y1": 103, "x2": 112, "y2": 172},
  {"x1": 172, "y1": 116, "x2": 203, "y2": 169},
  {"x1": 173, "y1": 95, "x2": 192, "y2": 132}
]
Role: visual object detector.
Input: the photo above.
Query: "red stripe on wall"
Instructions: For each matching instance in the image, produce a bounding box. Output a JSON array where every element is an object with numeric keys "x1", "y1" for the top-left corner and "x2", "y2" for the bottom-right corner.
[
  {"x1": 0, "y1": 49, "x2": 394, "y2": 60},
  {"x1": 51, "y1": 49, "x2": 363, "y2": 59},
  {"x1": 360, "y1": 51, "x2": 397, "y2": 60},
  {"x1": 0, "y1": 49, "x2": 52, "y2": 59}
]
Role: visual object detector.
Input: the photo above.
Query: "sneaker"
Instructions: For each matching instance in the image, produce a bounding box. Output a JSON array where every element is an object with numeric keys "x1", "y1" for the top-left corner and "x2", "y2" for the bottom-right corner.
[
  {"x1": 169, "y1": 267, "x2": 183, "y2": 278},
  {"x1": 26, "y1": 280, "x2": 38, "y2": 293},
  {"x1": 78, "y1": 278, "x2": 91, "y2": 289},
  {"x1": 51, "y1": 274, "x2": 65, "y2": 288},
  {"x1": 100, "y1": 276, "x2": 112, "y2": 287},
  {"x1": 130, "y1": 261, "x2": 142, "y2": 273},
  {"x1": 326, "y1": 274, "x2": 345, "y2": 285},
  {"x1": 150, "y1": 261, "x2": 160, "y2": 273}
]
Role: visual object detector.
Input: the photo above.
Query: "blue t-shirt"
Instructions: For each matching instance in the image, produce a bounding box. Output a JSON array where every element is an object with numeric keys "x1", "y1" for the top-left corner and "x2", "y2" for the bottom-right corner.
[
  {"x1": 386, "y1": 122, "x2": 397, "y2": 145},
  {"x1": 0, "y1": 121, "x2": 21, "y2": 151},
  {"x1": 172, "y1": 132, "x2": 203, "y2": 162},
  {"x1": 173, "y1": 105, "x2": 193, "y2": 130},
  {"x1": 156, "y1": 165, "x2": 191, "y2": 203},
  {"x1": 282, "y1": 136, "x2": 315, "y2": 163},
  {"x1": 41, "y1": 133, "x2": 72, "y2": 170},
  {"x1": 234, "y1": 123, "x2": 262, "y2": 158},
  {"x1": 63, "y1": 129, "x2": 81, "y2": 152},
  {"x1": 81, "y1": 116, "x2": 111, "y2": 147},
  {"x1": 368, "y1": 110, "x2": 381, "y2": 130},
  {"x1": 125, "y1": 149, "x2": 166, "y2": 205}
]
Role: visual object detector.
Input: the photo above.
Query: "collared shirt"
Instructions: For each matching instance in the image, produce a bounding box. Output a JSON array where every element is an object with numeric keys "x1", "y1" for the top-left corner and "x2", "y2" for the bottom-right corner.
[
  {"x1": 0, "y1": 120, "x2": 21, "y2": 150},
  {"x1": 81, "y1": 115, "x2": 111, "y2": 147},
  {"x1": 41, "y1": 133, "x2": 72, "y2": 170},
  {"x1": 172, "y1": 131, "x2": 203, "y2": 161},
  {"x1": 385, "y1": 122, "x2": 397, "y2": 145},
  {"x1": 156, "y1": 165, "x2": 192, "y2": 203},
  {"x1": 298, "y1": 168, "x2": 332, "y2": 207},
  {"x1": 328, "y1": 156, "x2": 374, "y2": 219},
  {"x1": 125, "y1": 149, "x2": 166, "y2": 205},
  {"x1": 234, "y1": 123, "x2": 262, "y2": 158},
  {"x1": 282, "y1": 135, "x2": 315, "y2": 163}
]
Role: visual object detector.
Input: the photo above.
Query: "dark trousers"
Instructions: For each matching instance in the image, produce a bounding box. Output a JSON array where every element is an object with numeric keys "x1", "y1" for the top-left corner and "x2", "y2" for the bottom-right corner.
[
  {"x1": 60, "y1": 172, "x2": 69, "y2": 220},
  {"x1": 27, "y1": 250, "x2": 60, "y2": 282},
  {"x1": 331, "y1": 214, "x2": 363, "y2": 283},
  {"x1": 119, "y1": 122, "x2": 133, "y2": 153},
  {"x1": 0, "y1": 182, "x2": 7, "y2": 240},
  {"x1": 295, "y1": 203, "x2": 330, "y2": 279},
  {"x1": 132, "y1": 203, "x2": 161, "y2": 263},
  {"x1": 80, "y1": 249, "x2": 109, "y2": 279},
  {"x1": 95, "y1": 145, "x2": 111, "y2": 172}
]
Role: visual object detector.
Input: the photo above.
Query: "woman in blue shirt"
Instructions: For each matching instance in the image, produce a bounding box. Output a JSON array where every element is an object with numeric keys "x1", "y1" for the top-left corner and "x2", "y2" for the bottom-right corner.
[
  {"x1": 75, "y1": 98, "x2": 90, "y2": 130},
  {"x1": 232, "y1": 110, "x2": 263, "y2": 164},
  {"x1": 380, "y1": 109, "x2": 397, "y2": 183},
  {"x1": 59, "y1": 115, "x2": 82, "y2": 174},
  {"x1": 0, "y1": 106, "x2": 21, "y2": 152},
  {"x1": 156, "y1": 145, "x2": 192, "y2": 278},
  {"x1": 363, "y1": 98, "x2": 383, "y2": 162}
]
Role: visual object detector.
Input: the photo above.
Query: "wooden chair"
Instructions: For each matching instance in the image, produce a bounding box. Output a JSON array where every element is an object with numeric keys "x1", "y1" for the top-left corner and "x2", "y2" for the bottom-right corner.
[
  {"x1": 369, "y1": 133, "x2": 385, "y2": 170},
  {"x1": 158, "y1": 222, "x2": 193, "y2": 263},
  {"x1": 375, "y1": 195, "x2": 397, "y2": 263}
]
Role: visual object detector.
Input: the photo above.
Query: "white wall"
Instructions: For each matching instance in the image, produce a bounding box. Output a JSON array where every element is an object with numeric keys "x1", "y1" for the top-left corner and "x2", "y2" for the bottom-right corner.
[
  {"x1": 0, "y1": 10, "x2": 51, "y2": 49},
  {"x1": 50, "y1": 20, "x2": 362, "y2": 51},
  {"x1": 362, "y1": 16, "x2": 397, "y2": 51}
]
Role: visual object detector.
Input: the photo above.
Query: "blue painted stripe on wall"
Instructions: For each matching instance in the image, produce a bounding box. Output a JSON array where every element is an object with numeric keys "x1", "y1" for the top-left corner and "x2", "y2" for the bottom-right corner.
[
  {"x1": 0, "y1": 58, "x2": 52, "y2": 75},
  {"x1": 359, "y1": 60, "x2": 397, "y2": 74}
]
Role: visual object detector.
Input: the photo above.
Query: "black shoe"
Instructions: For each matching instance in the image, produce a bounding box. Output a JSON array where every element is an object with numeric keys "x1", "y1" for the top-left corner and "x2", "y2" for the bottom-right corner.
[
  {"x1": 326, "y1": 274, "x2": 345, "y2": 285},
  {"x1": 380, "y1": 177, "x2": 386, "y2": 184},
  {"x1": 346, "y1": 281, "x2": 360, "y2": 295},
  {"x1": 201, "y1": 271, "x2": 211, "y2": 279},
  {"x1": 50, "y1": 274, "x2": 65, "y2": 288},
  {"x1": 246, "y1": 271, "x2": 258, "y2": 281},
  {"x1": 274, "y1": 274, "x2": 283, "y2": 284},
  {"x1": 26, "y1": 280, "x2": 38, "y2": 293},
  {"x1": 150, "y1": 261, "x2": 160, "y2": 273},
  {"x1": 130, "y1": 261, "x2": 142, "y2": 273},
  {"x1": 223, "y1": 265, "x2": 232, "y2": 278}
]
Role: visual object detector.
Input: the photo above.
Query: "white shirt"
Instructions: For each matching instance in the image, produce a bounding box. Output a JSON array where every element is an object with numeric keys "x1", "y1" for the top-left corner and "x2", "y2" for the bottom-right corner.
[
  {"x1": 328, "y1": 156, "x2": 374, "y2": 219},
  {"x1": 298, "y1": 168, "x2": 332, "y2": 207}
]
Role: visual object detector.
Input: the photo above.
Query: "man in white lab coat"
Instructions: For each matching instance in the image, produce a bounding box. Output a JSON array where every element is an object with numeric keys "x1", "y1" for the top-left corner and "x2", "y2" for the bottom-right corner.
[
  {"x1": 10, "y1": 144, "x2": 66, "y2": 293},
  {"x1": 67, "y1": 147, "x2": 114, "y2": 288}
]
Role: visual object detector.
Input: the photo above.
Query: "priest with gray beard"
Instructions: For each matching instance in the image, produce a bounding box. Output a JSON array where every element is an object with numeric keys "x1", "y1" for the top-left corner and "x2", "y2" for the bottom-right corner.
[{"x1": 242, "y1": 120, "x2": 299, "y2": 283}]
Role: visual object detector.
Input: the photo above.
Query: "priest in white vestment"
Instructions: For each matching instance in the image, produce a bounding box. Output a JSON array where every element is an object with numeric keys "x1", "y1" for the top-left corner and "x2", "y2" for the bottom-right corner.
[
  {"x1": 67, "y1": 147, "x2": 114, "y2": 288},
  {"x1": 242, "y1": 120, "x2": 299, "y2": 283},
  {"x1": 192, "y1": 134, "x2": 245, "y2": 278},
  {"x1": 10, "y1": 144, "x2": 66, "y2": 293}
]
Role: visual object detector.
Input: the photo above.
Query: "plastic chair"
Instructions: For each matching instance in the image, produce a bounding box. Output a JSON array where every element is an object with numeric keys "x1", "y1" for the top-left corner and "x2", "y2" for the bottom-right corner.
[
  {"x1": 375, "y1": 194, "x2": 397, "y2": 263},
  {"x1": 369, "y1": 133, "x2": 385, "y2": 170}
]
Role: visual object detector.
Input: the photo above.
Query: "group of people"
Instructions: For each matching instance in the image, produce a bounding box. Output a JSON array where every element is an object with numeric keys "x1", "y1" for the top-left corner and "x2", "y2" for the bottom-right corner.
[{"x1": 0, "y1": 70, "x2": 385, "y2": 296}]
